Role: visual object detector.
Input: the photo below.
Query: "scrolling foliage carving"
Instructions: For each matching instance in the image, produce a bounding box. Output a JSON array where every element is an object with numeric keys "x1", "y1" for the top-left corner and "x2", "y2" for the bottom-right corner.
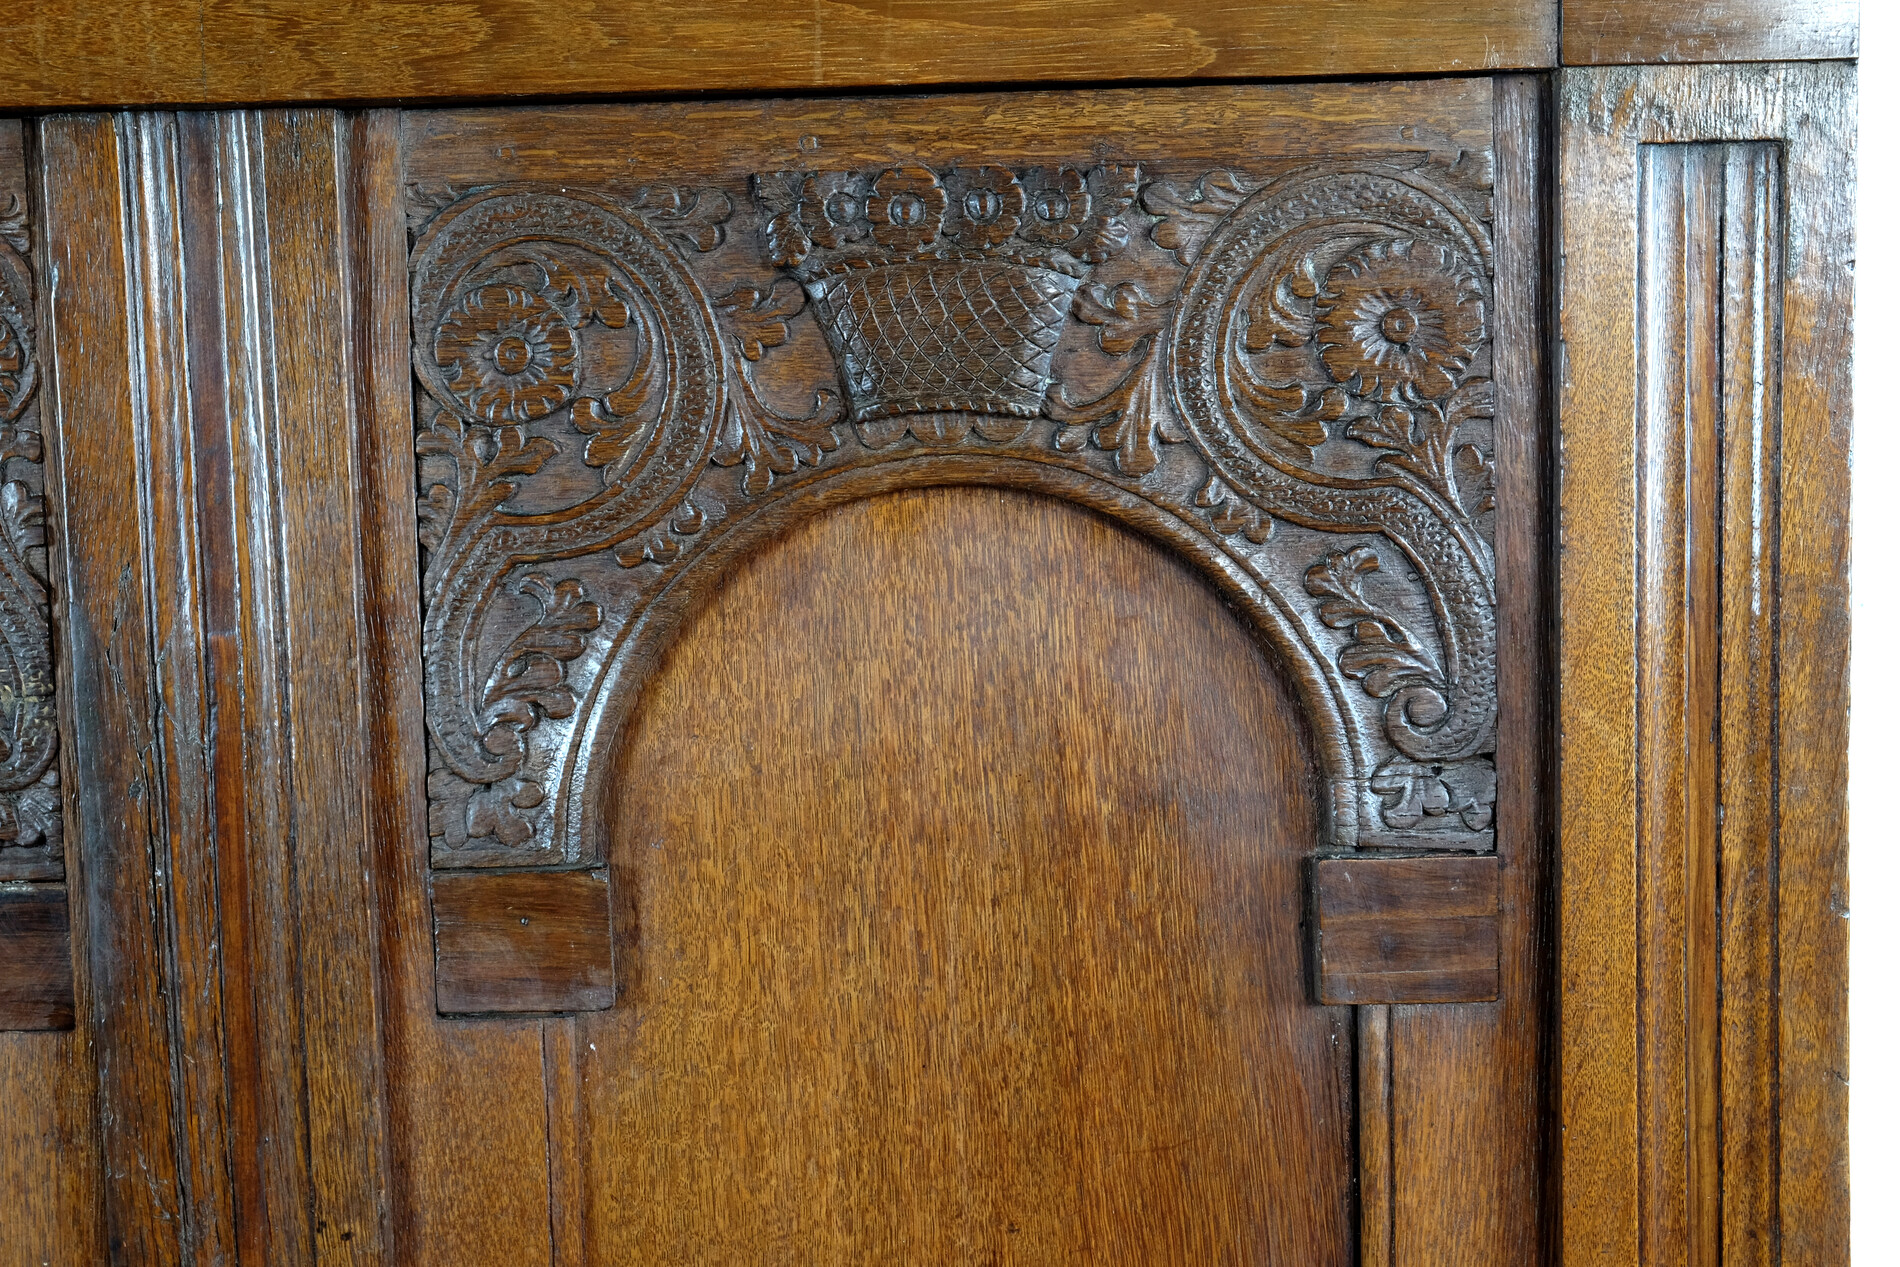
[
  {"x1": 0, "y1": 196, "x2": 61, "y2": 881},
  {"x1": 411, "y1": 154, "x2": 1498, "y2": 869}
]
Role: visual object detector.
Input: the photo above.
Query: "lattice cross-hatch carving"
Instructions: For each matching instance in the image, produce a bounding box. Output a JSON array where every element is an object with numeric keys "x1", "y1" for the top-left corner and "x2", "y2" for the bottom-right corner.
[{"x1": 408, "y1": 152, "x2": 1499, "y2": 874}]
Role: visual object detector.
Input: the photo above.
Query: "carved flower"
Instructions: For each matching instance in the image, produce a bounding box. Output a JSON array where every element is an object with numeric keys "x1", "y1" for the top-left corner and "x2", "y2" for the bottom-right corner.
[
  {"x1": 948, "y1": 166, "x2": 1025, "y2": 248},
  {"x1": 1019, "y1": 167, "x2": 1090, "y2": 246},
  {"x1": 866, "y1": 166, "x2": 946, "y2": 251},
  {"x1": 801, "y1": 172, "x2": 868, "y2": 250},
  {"x1": 1315, "y1": 239, "x2": 1484, "y2": 401},
  {"x1": 435, "y1": 284, "x2": 579, "y2": 424}
]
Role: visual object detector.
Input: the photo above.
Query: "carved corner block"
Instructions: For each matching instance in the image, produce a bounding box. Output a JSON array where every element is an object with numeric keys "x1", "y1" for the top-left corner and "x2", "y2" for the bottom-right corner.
[
  {"x1": 1309, "y1": 855, "x2": 1500, "y2": 1004},
  {"x1": 433, "y1": 869, "x2": 614, "y2": 1015},
  {"x1": 0, "y1": 885, "x2": 74, "y2": 1030}
]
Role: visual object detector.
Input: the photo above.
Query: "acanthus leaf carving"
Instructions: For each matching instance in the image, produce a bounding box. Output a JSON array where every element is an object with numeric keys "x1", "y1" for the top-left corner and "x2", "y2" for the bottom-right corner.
[
  {"x1": 1048, "y1": 282, "x2": 1180, "y2": 476},
  {"x1": 709, "y1": 279, "x2": 843, "y2": 495},
  {"x1": 1304, "y1": 545, "x2": 1442, "y2": 702},
  {"x1": 1143, "y1": 169, "x2": 1259, "y2": 266}
]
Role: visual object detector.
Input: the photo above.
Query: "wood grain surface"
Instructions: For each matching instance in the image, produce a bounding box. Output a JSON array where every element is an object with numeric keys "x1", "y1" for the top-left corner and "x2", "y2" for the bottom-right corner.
[
  {"x1": 572, "y1": 486, "x2": 1355, "y2": 1262},
  {"x1": 0, "y1": 887, "x2": 74, "y2": 1029},
  {"x1": 0, "y1": 110, "x2": 100, "y2": 1263},
  {"x1": 1563, "y1": 0, "x2": 1858, "y2": 66},
  {"x1": 1312, "y1": 856, "x2": 1501, "y2": 1004},
  {"x1": 400, "y1": 79, "x2": 1498, "y2": 193},
  {"x1": 433, "y1": 870, "x2": 614, "y2": 1014},
  {"x1": 351, "y1": 110, "x2": 560, "y2": 1267},
  {"x1": 0, "y1": 1, "x2": 1556, "y2": 112},
  {"x1": 1556, "y1": 62, "x2": 1853, "y2": 1267},
  {"x1": 31, "y1": 109, "x2": 404, "y2": 1263}
]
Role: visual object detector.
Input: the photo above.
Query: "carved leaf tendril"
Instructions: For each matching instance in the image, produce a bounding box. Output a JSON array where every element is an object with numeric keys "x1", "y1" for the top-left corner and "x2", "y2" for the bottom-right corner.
[
  {"x1": 1048, "y1": 282, "x2": 1182, "y2": 477},
  {"x1": 480, "y1": 574, "x2": 602, "y2": 755},
  {"x1": 1303, "y1": 546, "x2": 1442, "y2": 698},
  {"x1": 415, "y1": 412, "x2": 556, "y2": 581},
  {"x1": 711, "y1": 280, "x2": 843, "y2": 495}
]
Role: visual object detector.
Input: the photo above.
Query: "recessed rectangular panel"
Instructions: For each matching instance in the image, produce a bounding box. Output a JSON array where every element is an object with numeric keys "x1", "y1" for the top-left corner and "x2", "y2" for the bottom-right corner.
[
  {"x1": 433, "y1": 870, "x2": 614, "y2": 1015},
  {"x1": 1311, "y1": 855, "x2": 1500, "y2": 1004}
]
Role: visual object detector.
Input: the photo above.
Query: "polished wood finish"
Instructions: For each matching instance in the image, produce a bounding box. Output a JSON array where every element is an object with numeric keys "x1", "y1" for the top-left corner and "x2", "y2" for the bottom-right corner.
[
  {"x1": 1557, "y1": 61, "x2": 1853, "y2": 1267},
  {"x1": 1563, "y1": 0, "x2": 1858, "y2": 66},
  {"x1": 37, "y1": 110, "x2": 396, "y2": 1263},
  {"x1": 5, "y1": 75, "x2": 1561, "y2": 1262},
  {"x1": 1312, "y1": 856, "x2": 1501, "y2": 1004},
  {"x1": 433, "y1": 870, "x2": 613, "y2": 1014},
  {"x1": 578, "y1": 485, "x2": 1353, "y2": 1261},
  {"x1": 0, "y1": 888, "x2": 73, "y2": 1030},
  {"x1": 0, "y1": 18, "x2": 1857, "y2": 1262},
  {"x1": 0, "y1": 116, "x2": 63, "y2": 889},
  {"x1": 0, "y1": 3, "x2": 1557, "y2": 113},
  {"x1": 0, "y1": 113, "x2": 72, "y2": 1044}
]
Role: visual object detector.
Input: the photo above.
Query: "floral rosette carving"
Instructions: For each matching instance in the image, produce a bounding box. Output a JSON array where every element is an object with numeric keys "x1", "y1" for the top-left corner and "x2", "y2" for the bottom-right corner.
[
  {"x1": 1316, "y1": 239, "x2": 1485, "y2": 403},
  {"x1": 434, "y1": 283, "x2": 580, "y2": 424},
  {"x1": 1070, "y1": 160, "x2": 1502, "y2": 839},
  {"x1": 411, "y1": 187, "x2": 733, "y2": 864}
]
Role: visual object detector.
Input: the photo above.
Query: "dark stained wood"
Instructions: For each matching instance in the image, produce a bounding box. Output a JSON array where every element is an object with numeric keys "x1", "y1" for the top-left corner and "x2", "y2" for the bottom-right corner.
[
  {"x1": 433, "y1": 871, "x2": 614, "y2": 1014},
  {"x1": 40, "y1": 111, "x2": 196, "y2": 1266},
  {"x1": 1563, "y1": 0, "x2": 1858, "y2": 66},
  {"x1": 1557, "y1": 62, "x2": 1853, "y2": 1267},
  {"x1": 395, "y1": 74, "x2": 1540, "y2": 1262},
  {"x1": 1312, "y1": 856, "x2": 1500, "y2": 1004},
  {"x1": 36, "y1": 109, "x2": 397, "y2": 1262},
  {"x1": 582, "y1": 486, "x2": 1354, "y2": 1260},
  {"x1": 0, "y1": 3, "x2": 1556, "y2": 112},
  {"x1": 0, "y1": 886, "x2": 73, "y2": 1029},
  {"x1": 20, "y1": 46, "x2": 1858, "y2": 1267},
  {"x1": 3, "y1": 111, "x2": 105, "y2": 1263},
  {"x1": 0, "y1": 115, "x2": 63, "y2": 887}
]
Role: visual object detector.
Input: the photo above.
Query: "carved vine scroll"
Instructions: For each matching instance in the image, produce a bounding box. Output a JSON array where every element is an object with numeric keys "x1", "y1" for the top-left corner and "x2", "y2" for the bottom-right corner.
[
  {"x1": 411, "y1": 154, "x2": 1499, "y2": 870},
  {"x1": 0, "y1": 190, "x2": 61, "y2": 883}
]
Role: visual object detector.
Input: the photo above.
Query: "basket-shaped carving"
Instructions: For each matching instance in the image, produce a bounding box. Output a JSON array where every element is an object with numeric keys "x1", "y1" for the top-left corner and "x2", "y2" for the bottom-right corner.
[{"x1": 806, "y1": 259, "x2": 1081, "y2": 422}]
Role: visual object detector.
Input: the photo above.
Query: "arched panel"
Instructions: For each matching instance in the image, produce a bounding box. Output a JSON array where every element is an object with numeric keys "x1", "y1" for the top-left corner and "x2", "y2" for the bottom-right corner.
[{"x1": 580, "y1": 486, "x2": 1355, "y2": 1262}]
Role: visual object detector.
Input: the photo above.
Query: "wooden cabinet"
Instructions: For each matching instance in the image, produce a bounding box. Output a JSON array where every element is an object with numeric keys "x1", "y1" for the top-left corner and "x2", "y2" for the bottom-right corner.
[{"x1": 0, "y1": 6, "x2": 1854, "y2": 1264}]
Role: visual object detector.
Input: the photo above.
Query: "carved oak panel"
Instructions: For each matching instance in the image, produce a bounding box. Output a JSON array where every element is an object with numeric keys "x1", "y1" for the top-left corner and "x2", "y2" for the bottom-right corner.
[
  {"x1": 406, "y1": 98, "x2": 1502, "y2": 881},
  {"x1": 0, "y1": 120, "x2": 60, "y2": 885}
]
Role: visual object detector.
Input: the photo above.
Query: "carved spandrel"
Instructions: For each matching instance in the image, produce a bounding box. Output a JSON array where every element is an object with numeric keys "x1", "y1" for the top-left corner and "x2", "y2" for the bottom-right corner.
[
  {"x1": 0, "y1": 151, "x2": 62, "y2": 883},
  {"x1": 410, "y1": 150, "x2": 1499, "y2": 869}
]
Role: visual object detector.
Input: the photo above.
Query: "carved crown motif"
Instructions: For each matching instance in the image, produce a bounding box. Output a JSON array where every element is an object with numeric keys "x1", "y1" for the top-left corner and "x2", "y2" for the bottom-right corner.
[{"x1": 755, "y1": 163, "x2": 1139, "y2": 422}]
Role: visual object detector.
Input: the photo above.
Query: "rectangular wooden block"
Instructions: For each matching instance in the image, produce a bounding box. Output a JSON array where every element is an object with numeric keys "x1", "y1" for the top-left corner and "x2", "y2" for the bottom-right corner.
[
  {"x1": 433, "y1": 870, "x2": 614, "y2": 1015},
  {"x1": 0, "y1": 885, "x2": 75, "y2": 1030},
  {"x1": 1311, "y1": 855, "x2": 1500, "y2": 1005}
]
